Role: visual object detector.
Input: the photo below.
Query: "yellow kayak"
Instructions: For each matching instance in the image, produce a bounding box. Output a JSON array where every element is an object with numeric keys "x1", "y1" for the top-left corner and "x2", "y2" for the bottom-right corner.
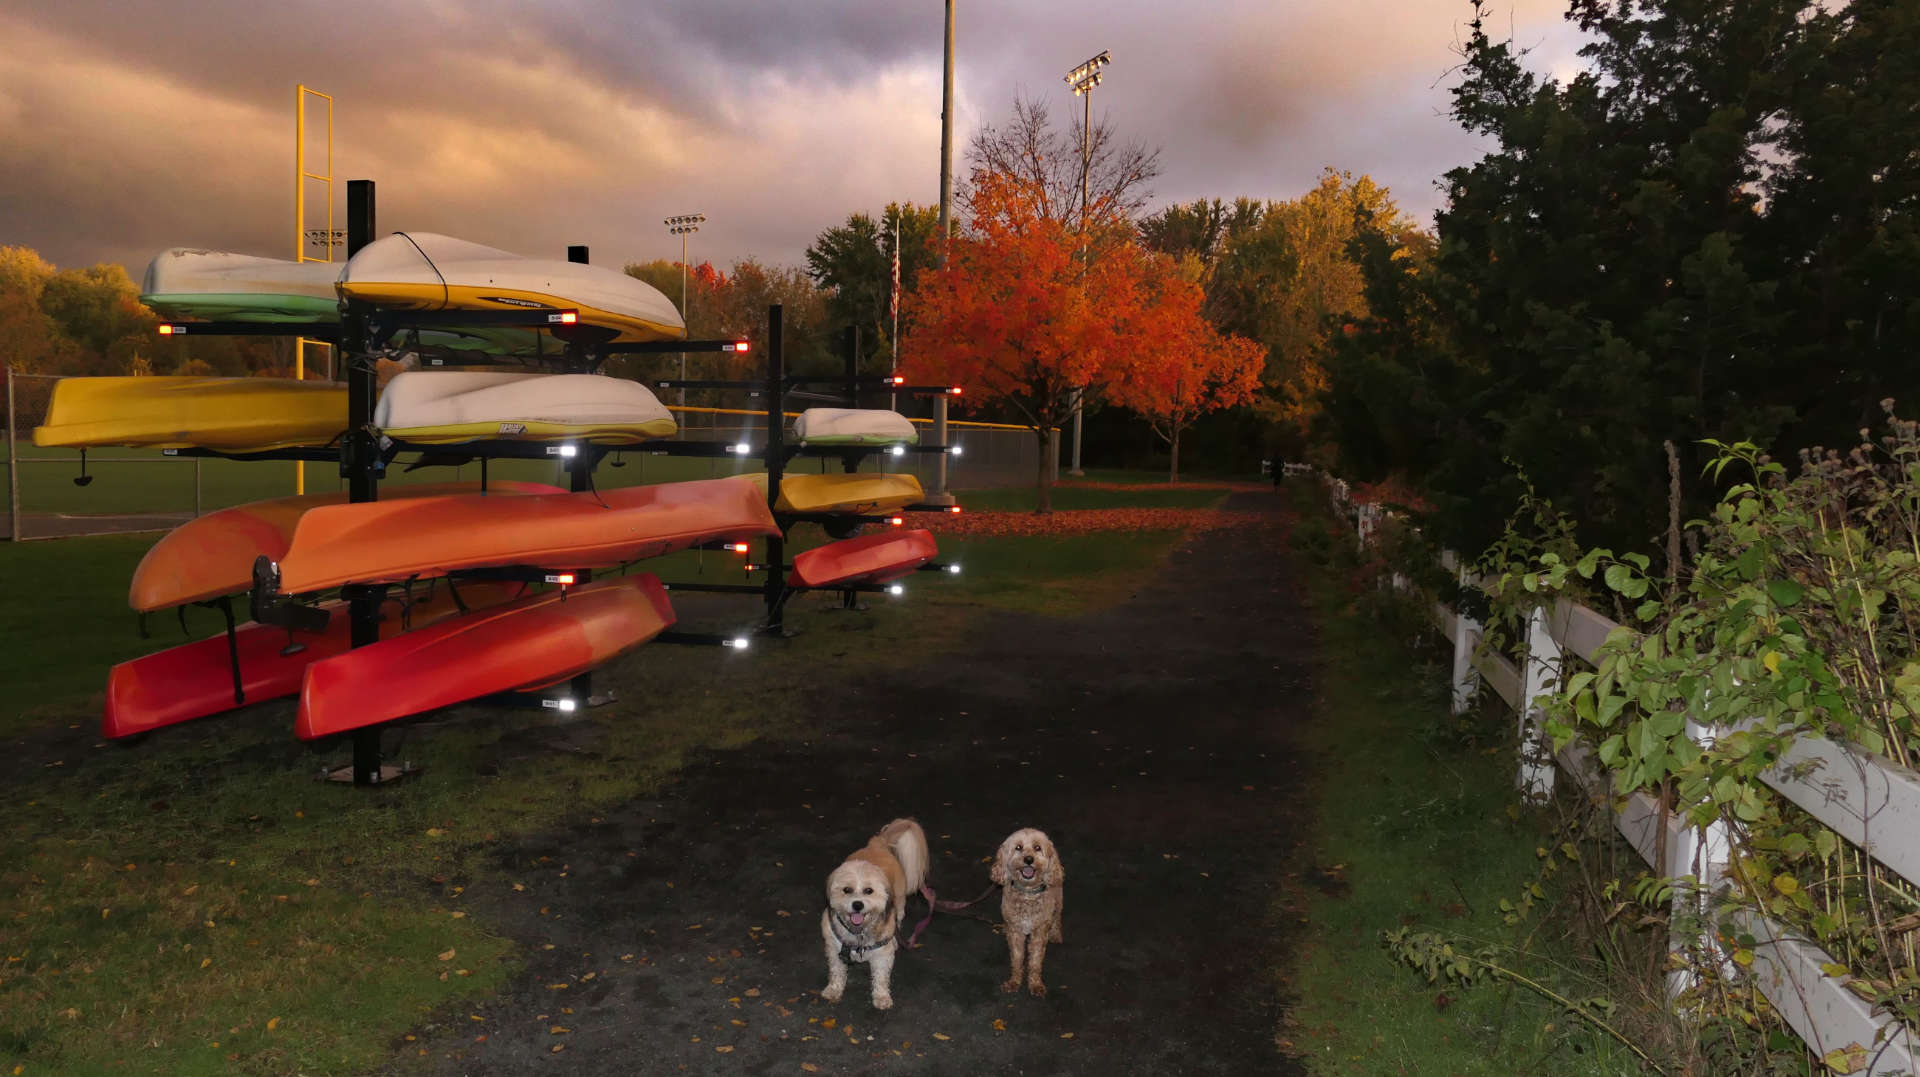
[
  {"x1": 32, "y1": 376, "x2": 347, "y2": 452},
  {"x1": 775, "y1": 472, "x2": 925, "y2": 515}
]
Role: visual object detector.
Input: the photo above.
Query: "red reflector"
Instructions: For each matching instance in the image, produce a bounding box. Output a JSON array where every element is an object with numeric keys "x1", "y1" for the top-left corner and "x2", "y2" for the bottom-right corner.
[
  {"x1": 558, "y1": 574, "x2": 576, "y2": 585},
  {"x1": 888, "y1": 516, "x2": 904, "y2": 527},
  {"x1": 727, "y1": 340, "x2": 751, "y2": 353},
  {"x1": 559, "y1": 311, "x2": 579, "y2": 324},
  {"x1": 728, "y1": 543, "x2": 749, "y2": 554},
  {"x1": 158, "y1": 325, "x2": 180, "y2": 335},
  {"x1": 890, "y1": 376, "x2": 905, "y2": 385},
  {"x1": 949, "y1": 386, "x2": 964, "y2": 395},
  {"x1": 948, "y1": 506, "x2": 963, "y2": 514}
]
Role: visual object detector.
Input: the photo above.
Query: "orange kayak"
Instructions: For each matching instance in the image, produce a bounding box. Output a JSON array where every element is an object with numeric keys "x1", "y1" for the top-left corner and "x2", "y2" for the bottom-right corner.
[
  {"x1": 790, "y1": 529, "x2": 939, "y2": 588},
  {"x1": 103, "y1": 581, "x2": 522, "y2": 739},
  {"x1": 272, "y1": 476, "x2": 778, "y2": 593},
  {"x1": 130, "y1": 481, "x2": 563, "y2": 612},
  {"x1": 295, "y1": 574, "x2": 676, "y2": 739}
]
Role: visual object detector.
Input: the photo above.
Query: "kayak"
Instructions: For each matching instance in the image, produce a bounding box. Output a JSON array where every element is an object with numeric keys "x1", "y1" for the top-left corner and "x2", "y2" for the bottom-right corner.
[
  {"x1": 790, "y1": 529, "x2": 939, "y2": 588},
  {"x1": 103, "y1": 580, "x2": 523, "y2": 739},
  {"x1": 776, "y1": 472, "x2": 924, "y2": 515},
  {"x1": 31, "y1": 376, "x2": 346, "y2": 452},
  {"x1": 339, "y1": 232, "x2": 685, "y2": 344},
  {"x1": 295, "y1": 574, "x2": 676, "y2": 738},
  {"x1": 140, "y1": 248, "x2": 340, "y2": 322},
  {"x1": 130, "y1": 480, "x2": 564, "y2": 612},
  {"x1": 271, "y1": 475, "x2": 779, "y2": 593},
  {"x1": 140, "y1": 247, "x2": 546, "y2": 356},
  {"x1": 376, "y1": 371, "x2": 677, "y2": 444},
  {"x1": 793, "y1": 408, "x2": 919, "y2": 446}
]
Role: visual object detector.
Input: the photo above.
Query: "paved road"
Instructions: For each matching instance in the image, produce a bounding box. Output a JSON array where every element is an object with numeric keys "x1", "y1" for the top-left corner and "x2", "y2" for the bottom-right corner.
[{"x1": 409, "y1": 493, "x2": 1312, "y2": 1076}]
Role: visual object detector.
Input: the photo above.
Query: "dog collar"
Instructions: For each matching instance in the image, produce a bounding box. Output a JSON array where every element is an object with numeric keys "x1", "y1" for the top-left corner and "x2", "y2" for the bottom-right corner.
[{"x1": 1005, "y1": 878, "x2": 1050, "y2": 895}]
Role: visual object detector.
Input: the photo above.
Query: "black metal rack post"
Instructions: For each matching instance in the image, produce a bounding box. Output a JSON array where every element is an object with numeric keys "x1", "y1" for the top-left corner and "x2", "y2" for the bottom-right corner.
[
  {"x1": 762, "y1": 304, "x2": 787, "y2": 634},
  {"x1": 341, "y1": 179, "x2": 391, "y2": 786}
]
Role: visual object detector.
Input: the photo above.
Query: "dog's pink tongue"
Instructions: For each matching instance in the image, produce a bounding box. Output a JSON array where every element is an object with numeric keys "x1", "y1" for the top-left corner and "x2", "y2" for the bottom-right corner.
[{"x1": 848, "y1": 912, "x2": 866, "y2": 927}]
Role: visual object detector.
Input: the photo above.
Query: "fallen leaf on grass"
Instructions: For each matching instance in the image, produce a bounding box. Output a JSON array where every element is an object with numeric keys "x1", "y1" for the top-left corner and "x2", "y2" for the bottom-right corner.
[
  {"x1": 992, "y1": 1020, "x2": 1006, "y2": 1031},
  {"x1": 715, "y1": 1046, "x2": 734, "y2": 1053},
  {"x1": 744, "y1": 988, "x2": 760, "y2": 997},
  {"x1": 550, "y1": 1026, "x2": 570, "y2": 1035},
  {"x1": 449, "y1": 911, "x2": 466, "y2": 919},
  {"x1": 438, "y1": 949, "x2": 456, "y2": 962},
  {"x1": 550, "y1": 1044, "x2": 565, "y2": 1053},
  {"x1": 199, "y1": 959, "x2": 212, "y2": 969},
  {"x1": 932, "y1": 1033, "x2": 950, "y2": 1041},
  {"x1": 802, "y1": 1065, "x2": 820, "y2": 1073},
  {"x1": 821, "y1": 1018, "x2": 836, "y2": 1029},
  {"x1": 1060, "y1": 1032, "x2": 1074, "y2": 1039},
  {"x1": 267, "y1": 1017, "x2": 280, "y2": 1031}
]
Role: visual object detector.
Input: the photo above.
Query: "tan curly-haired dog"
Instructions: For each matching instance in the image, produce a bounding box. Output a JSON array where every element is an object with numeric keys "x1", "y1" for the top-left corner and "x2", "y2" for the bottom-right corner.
[{"x1": 992, "y1": 827, "x2": 1064, "y2": 996}]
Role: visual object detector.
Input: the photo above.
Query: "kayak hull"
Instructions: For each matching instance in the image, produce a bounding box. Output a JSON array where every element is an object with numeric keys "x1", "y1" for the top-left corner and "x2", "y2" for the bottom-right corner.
[
  {"x1": 130, "y1": 481, "x2": 564, "y2": 612},
  {"x1": 103, "y1": 581, "x2": 522, "y2": 739},
  {"x1": 274, "y1": 476, "x2": 779, "y2": 593},
  {"x1": 295, "y1": 574, "x2": 676, "y2": 739},
  {"x1": 776, "y1": 472, "x2": 924, "y2": 515},
  {"x1": 376, "y1": 371, "x2": 678, "y2": 444},
  {"x1": 32, "y1": 376, "x2": 347, "y2": 452},
  {"x1": 790, "y1": 529, "x2": 939, "y2": 588},
  {"x1": 340, "y1": 233, "x2": 685, "y2": 344}
]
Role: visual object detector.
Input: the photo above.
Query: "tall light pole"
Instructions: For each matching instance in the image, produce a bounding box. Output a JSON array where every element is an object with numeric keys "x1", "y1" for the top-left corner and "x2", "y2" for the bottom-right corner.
[
  {"x1": 1064, "y1": 49, "x2": 1110, "y2": 478},
  {"x1": 664, "y1": 213, "x2": 705, "y2": 408}
]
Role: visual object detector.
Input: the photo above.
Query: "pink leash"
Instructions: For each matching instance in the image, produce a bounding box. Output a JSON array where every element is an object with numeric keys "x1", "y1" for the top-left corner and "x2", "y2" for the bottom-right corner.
[{"x1": 904, "y1": 882, "x2": 1002, "y2": 949}]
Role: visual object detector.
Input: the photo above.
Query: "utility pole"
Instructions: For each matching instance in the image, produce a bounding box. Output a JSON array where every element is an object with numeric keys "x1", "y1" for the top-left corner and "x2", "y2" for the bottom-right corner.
[
  {"x1": 663, "y1": 214, "x2": 705, "y2": 408},
  {"x1": 1064, "y1": 49, "x2": 1111, "y2": 478},
  {"x1": 939, "y1": 0, "x2": 956, "y2": 252}
]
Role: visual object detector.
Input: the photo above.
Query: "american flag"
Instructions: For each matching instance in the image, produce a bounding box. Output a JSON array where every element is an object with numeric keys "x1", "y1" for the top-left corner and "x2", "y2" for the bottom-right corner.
[{"x1": 889, "y1": 233, "x2": 900, "y2": 322}]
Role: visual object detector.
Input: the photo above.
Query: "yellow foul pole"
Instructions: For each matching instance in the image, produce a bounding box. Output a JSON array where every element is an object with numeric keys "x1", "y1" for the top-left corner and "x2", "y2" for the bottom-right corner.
[{"x1": 294, "y1": 85, "x2": 335, "y2": 494}]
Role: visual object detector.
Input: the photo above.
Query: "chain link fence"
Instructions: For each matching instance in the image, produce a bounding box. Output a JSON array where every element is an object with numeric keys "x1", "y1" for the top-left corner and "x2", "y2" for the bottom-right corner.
[{"x1": 4, "y1": 373, "x2": 1053, "y2": 541}]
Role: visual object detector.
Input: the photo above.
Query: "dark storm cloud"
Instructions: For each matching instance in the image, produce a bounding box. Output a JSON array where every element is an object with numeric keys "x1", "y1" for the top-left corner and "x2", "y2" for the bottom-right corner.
[{"x1": 0, "y1": 1, "x2": 1582, "y2": 274}]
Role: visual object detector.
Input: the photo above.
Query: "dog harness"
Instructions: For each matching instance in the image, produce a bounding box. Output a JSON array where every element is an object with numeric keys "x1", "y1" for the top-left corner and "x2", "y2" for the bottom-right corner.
[{"x1": 830, "y1": 914, "x2": 893, "y2": 962}]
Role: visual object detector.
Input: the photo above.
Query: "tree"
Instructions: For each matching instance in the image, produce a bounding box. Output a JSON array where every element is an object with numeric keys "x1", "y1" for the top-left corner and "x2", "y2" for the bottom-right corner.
[
  {"x1": 804, "y1": 203, "x2": 941, "y2": 371},
  {"x1": 1107, "y1": 268, "x2": 1265, "y2": 482},
  {"x1": 1207, "y1": 170, "x2": 1418, "y2": 457},
  {"x1": 901, "y1": 171, "x2": 1156, "y2": 512},
  {"x1": 966, "y1": 96, "x2": 1161, "y2": 236}
]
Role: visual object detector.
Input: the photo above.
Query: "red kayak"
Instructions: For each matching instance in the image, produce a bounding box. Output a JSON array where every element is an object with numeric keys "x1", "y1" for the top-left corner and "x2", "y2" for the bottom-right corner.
[
  {"x1": 274, "y1": 476, "x2": 778, "y2": 594},
  {"x1": 103, "y1": 581, "x2": 523, "y2": 739},
  {"x1": 130, "y1": 480, "x2": 563, "y2": 612},
  {"x1": 295, "y1": 574, "x2": 676, "y2": 739},
  {"x1": 789, "y1": 529, "x2": 939, "y2": 588}
]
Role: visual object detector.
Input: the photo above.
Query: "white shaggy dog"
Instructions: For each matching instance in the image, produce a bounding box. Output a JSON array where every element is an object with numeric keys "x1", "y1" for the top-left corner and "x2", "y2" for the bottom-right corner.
[
  {"x1": 820, "y1": 818, "x2": 928, "y2": 1010},
  {"x1": 992, "y1": 827, "x2": 1065, "y2": 996}
]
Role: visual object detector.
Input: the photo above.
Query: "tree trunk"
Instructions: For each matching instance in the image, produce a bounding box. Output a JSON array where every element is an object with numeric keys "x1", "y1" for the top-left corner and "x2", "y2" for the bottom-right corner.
[
  {"x1": 1034, "y1": 425, "x2": 1053, "y2": 514},
  {"x1": 1169, "y1": 424, "x2": 1181, "y2": 484}
]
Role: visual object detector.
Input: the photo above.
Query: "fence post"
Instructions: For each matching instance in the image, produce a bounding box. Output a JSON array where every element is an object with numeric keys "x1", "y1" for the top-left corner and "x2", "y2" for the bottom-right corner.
[
  {"x1": 194, "y1": 458, "x2": 203, "y2": 518},
  {"x1": 6, "y1": 368, "x2": 17, "y2": 543},
  {"x1": 1517, "y1": 606, "x2": 1560, "y2": 800},
  {"x1": 1447, "y1": 554, "x2": 1483, "y2": 715},
  {"x1": 1663, "y1": 715, "x2": 1733, "y2": 997}
]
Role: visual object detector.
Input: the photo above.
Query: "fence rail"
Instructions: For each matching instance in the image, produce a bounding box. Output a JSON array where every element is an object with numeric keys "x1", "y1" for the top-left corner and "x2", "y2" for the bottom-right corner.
[{"x1": 1317, "y1": 471, "x2": 1920, "y2": 1073}]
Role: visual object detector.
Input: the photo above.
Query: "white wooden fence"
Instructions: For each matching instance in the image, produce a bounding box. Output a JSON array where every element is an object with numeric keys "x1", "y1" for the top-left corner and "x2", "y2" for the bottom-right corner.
[{"x1": 1320, "y1": 473, "x2": 1920, "y2": 1075}]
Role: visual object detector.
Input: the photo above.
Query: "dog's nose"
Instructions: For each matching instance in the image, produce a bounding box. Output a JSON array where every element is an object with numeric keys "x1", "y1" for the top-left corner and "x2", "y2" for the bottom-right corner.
[
  {"x1": 850, "y1": 900, "x2": 864, "y2": 912},
  {"x1": 1023, "y1": 856, "x2": 1034, "y2": 865}
]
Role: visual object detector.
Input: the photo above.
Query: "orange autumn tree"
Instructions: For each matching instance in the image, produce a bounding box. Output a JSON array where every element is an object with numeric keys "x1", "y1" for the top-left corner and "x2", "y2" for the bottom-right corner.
[
  {"x1": 1110, "y1": 270, "x2": 1265, "y2": 482},
  {"x1": 903, "y1": 173, "x2": 1179, "y2": 512}
]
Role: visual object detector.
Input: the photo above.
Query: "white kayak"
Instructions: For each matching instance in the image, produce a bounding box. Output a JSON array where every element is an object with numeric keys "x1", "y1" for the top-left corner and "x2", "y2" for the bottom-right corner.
[
  {"x1": 339, "y1": 232, "x2": 686, "y2": 344},
  {"x1": 792, "y1": 408, "x2": 919, "y2": 446},
  {"x1": 376, "y1": 370, "x2": 678, "y2": 444},
  {"x1": 141, "y1": 249, "x2": 340, "y2": 323}
]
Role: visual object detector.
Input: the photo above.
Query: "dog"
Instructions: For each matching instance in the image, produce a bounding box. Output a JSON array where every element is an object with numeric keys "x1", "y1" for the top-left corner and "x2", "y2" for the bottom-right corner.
[
  {"x1": 992, "y1": 827, "x2": 1065, "y2": 996},
  {"x1": 820, "y1": 818, "x2": 928, "y2": 1010}
]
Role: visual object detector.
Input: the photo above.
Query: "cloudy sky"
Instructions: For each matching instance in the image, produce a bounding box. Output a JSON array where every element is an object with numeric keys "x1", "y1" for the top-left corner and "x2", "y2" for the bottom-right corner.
[{"x1": 0, "y1": 1, "x2": 1588, "y2": 278}]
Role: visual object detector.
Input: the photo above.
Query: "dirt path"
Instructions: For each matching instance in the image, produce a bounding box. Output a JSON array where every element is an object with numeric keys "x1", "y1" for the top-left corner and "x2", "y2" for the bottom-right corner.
[{"x1": 408, "y1": 493, "x2": 1314, "y2": 1076}]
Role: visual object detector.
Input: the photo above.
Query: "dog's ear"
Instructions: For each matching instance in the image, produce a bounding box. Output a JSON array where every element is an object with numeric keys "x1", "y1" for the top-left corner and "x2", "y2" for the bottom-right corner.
[
  {"x1": 990, "y1": 856, "x2": 1006, "y2": 885},
  {"x1": 1045, "y1": 852, "x2": 1065, "y2": 888}
]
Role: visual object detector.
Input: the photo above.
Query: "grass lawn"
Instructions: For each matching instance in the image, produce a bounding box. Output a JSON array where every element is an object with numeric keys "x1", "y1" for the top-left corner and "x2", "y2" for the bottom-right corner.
[
  {"x1": 1282, "y1": 483, "x2": 1660, "y2": 1076},
  {"x1": 0, "y1": 472, "x2": 1204, "y2": 1075}
]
